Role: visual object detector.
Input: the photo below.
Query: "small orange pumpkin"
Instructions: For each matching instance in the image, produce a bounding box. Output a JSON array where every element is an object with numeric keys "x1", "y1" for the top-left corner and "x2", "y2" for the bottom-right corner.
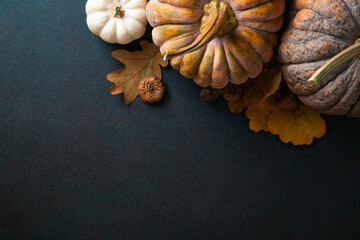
[
  {"x1": 279, "y1": 0, "x2": 360, "y2": 117},
  {"x1": 146, "y1": 0, "x2": 285, "y2": 89}
]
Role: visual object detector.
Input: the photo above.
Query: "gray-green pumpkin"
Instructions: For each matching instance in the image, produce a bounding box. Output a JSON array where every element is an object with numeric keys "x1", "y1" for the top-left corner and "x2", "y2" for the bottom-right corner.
[{"x1": 279, "y1": 0, "x2": 360, "y2": 117}]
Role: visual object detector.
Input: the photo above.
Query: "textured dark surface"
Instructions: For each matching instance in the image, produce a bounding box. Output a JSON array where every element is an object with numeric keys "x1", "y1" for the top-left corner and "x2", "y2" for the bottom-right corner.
[{"x1": 1, "y1": 0, "x2": 360, "y2": 239}]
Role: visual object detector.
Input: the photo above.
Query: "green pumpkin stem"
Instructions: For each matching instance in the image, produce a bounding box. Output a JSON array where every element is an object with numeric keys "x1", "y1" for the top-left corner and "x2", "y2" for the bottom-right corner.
[
  {"x1": 163, "y1": 0, "x2": 237, "y2": 61},
  {"x1": 308, "y1": 38, "x2": 360, "y2": 84}
]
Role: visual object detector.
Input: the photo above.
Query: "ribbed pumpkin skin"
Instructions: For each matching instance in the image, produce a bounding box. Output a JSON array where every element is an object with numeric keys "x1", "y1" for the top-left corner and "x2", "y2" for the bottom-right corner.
[
  {"x1": 146, "y1": 0, "x2": 285, "y2": 89},
  {"x1": 279, "y1": 0, "x2": 360, "y2": 117}
]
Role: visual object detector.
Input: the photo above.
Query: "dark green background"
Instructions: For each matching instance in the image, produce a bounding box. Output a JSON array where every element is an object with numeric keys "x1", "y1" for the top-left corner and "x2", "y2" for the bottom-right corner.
[{"x1": 1, "y1": 0, "x2": 360, "y2": 239}]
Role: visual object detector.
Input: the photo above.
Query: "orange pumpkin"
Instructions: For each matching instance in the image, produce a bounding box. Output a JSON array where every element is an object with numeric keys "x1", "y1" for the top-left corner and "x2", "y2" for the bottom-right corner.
[
  {"x1": 146, "y1": 0, "x2": 285, "y2": 89},
  {"x1": 279, "y1": 0, "x2": 360, "y2": 117}
]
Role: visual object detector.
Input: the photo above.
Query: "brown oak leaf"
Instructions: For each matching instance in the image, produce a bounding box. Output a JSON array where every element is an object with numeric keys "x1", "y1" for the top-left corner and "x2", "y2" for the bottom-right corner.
[
  {"x1": 228, "y1": 102, "x2": 246, "y2": 113},
  {"x1": 107, "y1": 41, "x2": 168, "y2": 104}
]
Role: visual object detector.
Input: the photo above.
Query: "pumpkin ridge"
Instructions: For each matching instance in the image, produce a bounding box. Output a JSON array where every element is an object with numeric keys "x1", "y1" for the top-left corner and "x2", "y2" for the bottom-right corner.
[
  {"x1": 210, "y1": 39, "x2": 230, "y2": 89},
  {"x1": 180, "y1": 47, "x2": 206, "y2": 78},
  {"x1": 228, "y1": 36, "x2": 263, "y2": 78},
  {"x1": 122, "y1": 19, "x2": 141, "y2": 40},
  {"x1": 152, "y1": 24, "x2": 200, "y2": 46},
  {"x1": 230, "y1": 0, "x2": 270, "y2": 11},
  {"x1": 100, "y1": 20, "x2": 118, "y2": 43},
  {"x1": 308, "y1": 38, "x2": 360, "y2": 84},
  {"x1": 194, "y1": 47, "x2": 207, "y2": 78},
  {"x1": 158, "y1": 0, "x2": 201, "y2": 9},
  {"x1": 223, "y1": 36, "x2": 248, "y2": 84},
  {"x1": 232, "y1": 25, "x2": 273, "y2": 62},
  {"x1": 294, "y1": 1, "x2": 358, "y2": 37},
  {"x1": 160, "y1": 32, "x2": 200, "y2": 56},
  {"x1": 86, "y1": 12, "x2": 112, "y2": 35},
  {"x1": 284, "y1": 27, "x2": 353, "y2": 45},
  {"x1": 285, "y1": 57, "x2": 353, "y2": 97},
  {"x1": 292, "y1": 9, "x2": 334, "y2": 31},
  {"x1": 341, "y1": 0, "x2": 360, "y2": 35},
  {"x1": 235, "y1": 0, "x2": 285, "y2": 21},
  {"x1": 235, "y1": 23, "x2": 279, "y2": 46},
  {"x1": 163, "y1": 30, "x2": 199, "y2": 43},
  {"x1": 170, "y1": 55, "x2": 184, "y2": 70},
  {"x1": 343, "y1": 0, "x2": 360, "y2": 35},
  {"x1": 290, "y1": 59, "x2": 352, "y2": 95},
  {"x1": 241, "y1": 16, "x2": 284, "y2": 33},
  {"x1": 290, "y1": 9, "x2": 355, "y2": 41},
  {"x1": 290, "y1": 27, "x2": 353, "y2": 44},
  {"x1": 325, "y1": 62, "x2": 360, "y2": 115},
  {"x1": 254, "y1": 30, "x2": 278, "y2": 47},
  {"x1": 194, "y1": 41, "x2": 213, "y2": 78},
  {"x1": 194, "y1": 42, "x2": 215, "y2": 87},
  {"x1": 303, "y1": 64, "x2": 354, "y2": 110},
  {"x1": 283, "y1": 60, "x2": 336, "y2": 96},
  {"x1": 146, "y1": 0, "x2": 203, "y2": 27},
  {"x1": 299, "y1": 59, "x2": 358, "y2": 113},
  {"x1": 279, "y1": 31, "x2": 351, "y2": 64}
]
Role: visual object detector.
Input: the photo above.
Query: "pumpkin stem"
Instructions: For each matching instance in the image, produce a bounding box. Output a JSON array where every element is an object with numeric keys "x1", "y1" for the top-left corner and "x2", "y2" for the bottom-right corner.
[
  {"x1": 308, "y1": 38, "x2": 360, "y2": 84},
  {"x1": 112, "y1": 5, "x2": 125, "y2": 18},
  {"x1": 163, "y1": 0, "x2": 237, "y2": 60}
]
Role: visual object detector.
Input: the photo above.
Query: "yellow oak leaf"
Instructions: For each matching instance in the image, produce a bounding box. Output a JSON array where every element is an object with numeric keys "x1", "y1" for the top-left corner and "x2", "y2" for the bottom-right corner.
[
  {"x1": 224, "y1": 59, "x2": 326, "y2": 145},
  {"x1": 241, "y1": 68, "x2": 281, "y2": 132},
  {"x1": 243, "y1": 90, "x2": 273, "y2": 133},
  {"x1": 106, "y1": 41, "x2": 168, "y2": 104},
  {"x1": 243, "y1": 92, "x2": 326, "y2": 145},
  {"x1": 245, "y1": 104, "x2": 272, "y2": 133},
  {"x1": 267, "y1": 105, "x2": 326, "y2": 145}
]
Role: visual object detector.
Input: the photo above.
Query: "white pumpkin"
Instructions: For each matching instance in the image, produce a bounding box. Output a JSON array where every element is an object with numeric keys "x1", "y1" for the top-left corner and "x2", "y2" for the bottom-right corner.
[{"x1": 85, "y1": 0, "x2": 148, "y2": 44}]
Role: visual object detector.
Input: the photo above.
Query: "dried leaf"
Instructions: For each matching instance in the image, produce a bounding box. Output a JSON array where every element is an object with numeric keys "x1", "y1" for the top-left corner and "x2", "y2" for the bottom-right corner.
[
  {"x1": 245, "y1": 91, "x2": 326, "y2": 145},
  {"x1": 263, "y1": 68, "x2": 282, "y2": 98},
  {"x1": 267, "y1": 105, "x2": 326, "y2": 145},
  {"x1": 249, "y1": 65, "x2": 282, "y2": 107},
  {"x1": 245, "y1": 104, "x2": 272, "y2": 132},
  {"x1": 243, "y1": 90, "x2": 273, "y2": 132},
  {"x1": 224, "y1": 60, "x2": 326, "y2": 145},
  {"x1": 107, "y1": 41, "x2": 168, "y2": 104},
  {"x1": 221, "y1": 84, "x2": 245, "y2": 113},
  {"x1": 228, "y1": 102, "x2": 246, "y2": 113},
  {"x1": 241, "y1": 67, "x2": 282, "y2": 132}
]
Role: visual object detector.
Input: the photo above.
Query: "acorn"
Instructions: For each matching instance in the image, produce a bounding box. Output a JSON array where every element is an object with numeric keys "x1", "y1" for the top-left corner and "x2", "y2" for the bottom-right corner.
[{"x1": 138, "y1": 76, "x2": 166, "y2": 103}]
